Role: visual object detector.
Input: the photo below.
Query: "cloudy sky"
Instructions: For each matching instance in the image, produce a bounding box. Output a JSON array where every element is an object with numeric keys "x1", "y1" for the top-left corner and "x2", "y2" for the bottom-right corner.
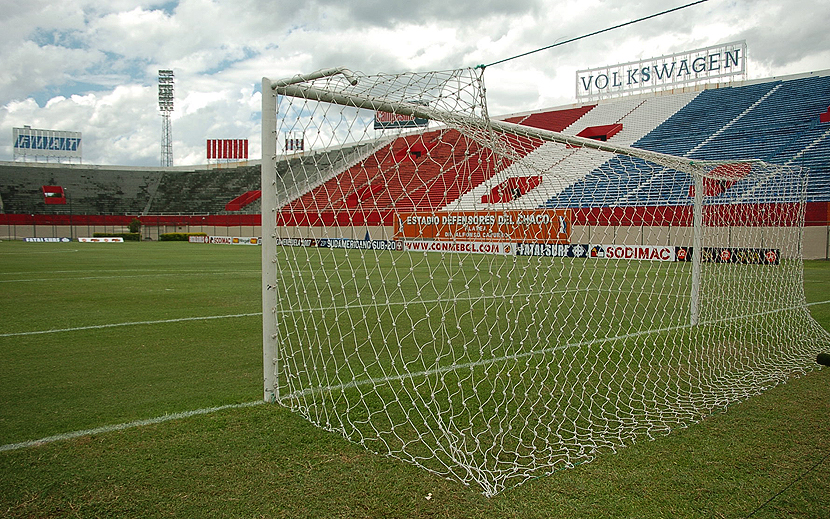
[{"x1": 1, "y1": 0, "x2": 829, "y2": 166}]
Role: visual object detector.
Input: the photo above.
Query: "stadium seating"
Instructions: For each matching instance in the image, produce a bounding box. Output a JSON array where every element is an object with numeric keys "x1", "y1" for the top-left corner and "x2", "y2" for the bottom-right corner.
[
  {"x1": 541, "y1": 74, "x2": 830, "y2": 209},
  {"x1": 280, "y1": 129, "x2": 500, "y2": 224},
  {"x1": 225, "y1": 190, "x2": 261, "y2": 211},
  {"x1": 1, "y1": 71, "x2": 828, "y2": 225},
  {"x1": 503, "y1": 105, "x2": 596, "y2": 131},
  {"x1": 0, "y1": 163, "x2": 161, "y2": 214},
  {"x1": 151, "y1": 165, "x2": 260, "y2": 214}
]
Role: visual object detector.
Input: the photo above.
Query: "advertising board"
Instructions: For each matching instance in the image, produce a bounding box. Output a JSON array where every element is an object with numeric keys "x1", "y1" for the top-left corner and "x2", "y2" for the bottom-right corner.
[
  {"x1": 403, "y1": 240, "x2": 513, "y2": 255},
  {"x1": 395, "y1": 209, "x2": 571, "y2": 244},
  {"x1": 576, "y1": 41, "x2": 747, "y2": 100},
  {"x1": 193, "y1": 236, "x2": 261, "y2": 245},
  {"x1": 207, "y1": 139, "x2": 248, "y2": 160},
  {"x1": 589, "y1": 244, "x2": 676, "y2": 262},
  {"x1": 78, "y1": 237, "x2": 124, "y2": 243},
  {"x1": 24, "y1": 237, "x2": 72, "y2": 243},
  {"x1": 374, "y1": 111, "x2": 429, "y2": 130},
  {"x1": 13, "y1": 126, "x2": 82, "y2": 160}
]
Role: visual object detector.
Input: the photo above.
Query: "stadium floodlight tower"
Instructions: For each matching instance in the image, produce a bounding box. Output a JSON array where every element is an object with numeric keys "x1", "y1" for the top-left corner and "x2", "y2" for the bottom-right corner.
[{"x1": 158, "y1": 70, "x2": 174, "y2": 167}]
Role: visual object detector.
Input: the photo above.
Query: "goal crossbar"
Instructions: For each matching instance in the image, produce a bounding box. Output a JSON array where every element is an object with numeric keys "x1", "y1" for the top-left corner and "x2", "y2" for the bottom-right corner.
[{"x1": 271, "y1": 73, "x2": 756, "y2": 176}]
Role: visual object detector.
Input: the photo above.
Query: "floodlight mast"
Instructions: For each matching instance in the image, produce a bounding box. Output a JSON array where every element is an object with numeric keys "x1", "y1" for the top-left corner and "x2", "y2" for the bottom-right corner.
[{"x1": 159, "y1": 69, "x2": 174, "y2": 167}]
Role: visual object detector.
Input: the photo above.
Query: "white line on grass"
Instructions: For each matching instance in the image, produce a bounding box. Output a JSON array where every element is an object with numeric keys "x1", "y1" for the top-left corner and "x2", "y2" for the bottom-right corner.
[
  {"x1": 0, "y1": 313, "x2": 262, "y2": 337},
  {"x1": 3, "y1": 300, "x2": 828, "y2": 453},
  {"x1": 0, "y1": 270, "x2": 260, "y2": 283},
  {"x1": 0, "y1": 249, "x2": 80, "y2": 255},
  {"x1": 5, "y1": 296, "x2": 830, "y2": 339},
  {"x1": 0, "y1": 268, "x2": 260, "y2": 276},
  {"x1": 0, "y1": 401, "x2": 265, "y2": 453},
  {"x1": 0, "y1": 288, "x2": 631, "y2": 337},
  {"x1": 273, "y1": 286, "x2": 638, "y2": 315}
]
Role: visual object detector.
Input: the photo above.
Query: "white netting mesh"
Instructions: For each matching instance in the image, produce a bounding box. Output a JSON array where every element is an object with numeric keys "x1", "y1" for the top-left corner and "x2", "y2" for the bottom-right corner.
[{"x1": 262, "y1": 67, "x2": 830, "y2": 495}]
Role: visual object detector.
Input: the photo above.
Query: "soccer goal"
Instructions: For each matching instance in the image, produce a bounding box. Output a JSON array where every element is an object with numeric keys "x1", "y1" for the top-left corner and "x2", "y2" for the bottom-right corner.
[{"x1": 260, "y1": 67, "x2": 830, "y2": 496}]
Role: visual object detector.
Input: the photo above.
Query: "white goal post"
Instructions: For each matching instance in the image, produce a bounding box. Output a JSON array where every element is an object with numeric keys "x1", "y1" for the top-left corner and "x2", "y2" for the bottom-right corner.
[{"x1": 260, "y1": 67, "x2": 829, "y2": 495}]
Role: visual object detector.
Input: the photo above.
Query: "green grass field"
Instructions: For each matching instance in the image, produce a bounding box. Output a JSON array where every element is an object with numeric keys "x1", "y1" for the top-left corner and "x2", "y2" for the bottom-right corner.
[
  {"x1": 271, "y1": 244, "x2": 828, "y2": 497},
  {"x1": 1, "y1": 240, "x2": 829, "y2": 517}
]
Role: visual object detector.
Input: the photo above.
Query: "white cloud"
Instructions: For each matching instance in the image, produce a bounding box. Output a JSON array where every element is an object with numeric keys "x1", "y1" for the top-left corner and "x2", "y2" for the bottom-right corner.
[
  {"x1": 1, "y1": 0, "x2": 828, "y2": 166},
  {"x1": 0, "y1": 41, "x2": 103, "y2": 102}
]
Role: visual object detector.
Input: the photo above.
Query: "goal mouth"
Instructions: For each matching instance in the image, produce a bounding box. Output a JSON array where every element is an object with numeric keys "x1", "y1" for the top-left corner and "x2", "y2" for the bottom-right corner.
[{"x1": 261, "y1": 66, "x2": 830, "y2": 496}]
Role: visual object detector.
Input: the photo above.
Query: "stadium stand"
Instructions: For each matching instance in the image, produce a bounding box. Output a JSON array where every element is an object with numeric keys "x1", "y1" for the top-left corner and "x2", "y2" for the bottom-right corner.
[
  {"x1": 0, "y1": 162, "x2": 162, "y2": 214},
  {"x1": 540, "y1": 73, "x2": 830, "y2": 209},
  {"x1": 225, "y1": 190, "x2": 261, "y2": 212},
  {"x1": 277, "y1": 129, "x2": 500, "y2": 225},
  {"x1": 1, "y1": 69, "x2": 828, "y2": 241},
  {"x1": 151, "y1": 165, "x2": 260, "y2": 214}
]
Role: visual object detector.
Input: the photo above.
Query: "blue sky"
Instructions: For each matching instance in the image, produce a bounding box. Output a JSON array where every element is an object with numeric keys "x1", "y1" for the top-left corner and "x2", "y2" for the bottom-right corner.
[{"x1": 1, "y1": 0, "x2": 829, "y2": 166}]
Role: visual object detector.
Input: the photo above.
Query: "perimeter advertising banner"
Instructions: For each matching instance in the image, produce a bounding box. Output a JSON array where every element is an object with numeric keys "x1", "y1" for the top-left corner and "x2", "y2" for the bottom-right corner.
[
  {"x1": 188, "y1": 235, "x2": 261, "y2": 245},
  {"x1": 404, "y1": 240, "x2": 513, "y2": 255},
  {"x1": 24, "y1": 237, "x2": 72, "y2": 243},
  {"x1": 589, "y1": 244, "x2": 676, "y2": 262},
  {"x1": 395, "y1": 209, "x2": 571, "y2": 244},
  {"x1": 675, "y1": 246, "x2": 780, "y2": 265},
  {"x1": 78, "y1": 237, "x2": 124, "y2": 243}
]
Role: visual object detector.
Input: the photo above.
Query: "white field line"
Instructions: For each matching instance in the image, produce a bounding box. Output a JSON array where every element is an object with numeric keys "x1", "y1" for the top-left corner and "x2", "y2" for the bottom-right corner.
[
  {"x1": 0, "y1": 270, "x2": 260, "y2": 283},
  {"x1": 0, "y1": 249, "x2": 81, "y2": 255},
  {"x1": 273, "y1": 285, "x2": 685, "y2": 316},
  {"x1": 0, "y1": 286, "x2": 616, "y2": 337},
  {"x1": 0, "y1": 401, "x2": 265, "y2": 453},
  {"x1": 0, "y1": 313, "x2": 262, "y2": 337},
  {"x1": 3, "y1": 299, "x2": 828, "y2": 454},
  {"x1": 0, "y1": 268, "x2": 259, "y2": 276},
  {"x1": 0, "y1": 286, "x2": 645, "y2": 338}
]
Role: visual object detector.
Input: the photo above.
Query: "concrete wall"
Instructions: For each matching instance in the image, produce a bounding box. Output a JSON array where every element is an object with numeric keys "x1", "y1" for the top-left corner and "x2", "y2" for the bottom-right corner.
[
  {"x1": 0, "y1": 223, "x2": 262, "y2": 241},
  {"x1": 804, "y1": 226, "x2": 830, "y2": 260}
]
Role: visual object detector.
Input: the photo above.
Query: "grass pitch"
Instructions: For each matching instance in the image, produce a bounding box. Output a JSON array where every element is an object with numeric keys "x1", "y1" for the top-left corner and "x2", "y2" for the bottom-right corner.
[{"x1": 1, "y1": 240, "x2": 829, "y2": 517}]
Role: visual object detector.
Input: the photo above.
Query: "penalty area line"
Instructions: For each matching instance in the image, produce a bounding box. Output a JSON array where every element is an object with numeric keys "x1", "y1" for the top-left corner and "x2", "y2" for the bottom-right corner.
[
  {"x1": 0, "y1": 312, "x2": 262, "y2": 338},
  {"x1": 0, "y1": 401, "x2": 265, "y2": 453}
]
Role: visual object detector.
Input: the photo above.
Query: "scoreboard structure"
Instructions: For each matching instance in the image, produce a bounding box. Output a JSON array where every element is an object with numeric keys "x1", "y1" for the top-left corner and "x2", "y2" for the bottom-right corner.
[
  {"x1": 206, "y1": 139, "x2": 249, "y2": 161},
  {"x1": 13, "y1": 126, "x2": 82, "y2": 163}
]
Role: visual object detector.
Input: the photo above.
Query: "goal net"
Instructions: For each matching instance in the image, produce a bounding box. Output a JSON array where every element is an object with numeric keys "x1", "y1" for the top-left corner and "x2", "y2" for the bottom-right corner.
[{"x1": 261, "y1": 67, "x2": 830, "y2": 496}]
